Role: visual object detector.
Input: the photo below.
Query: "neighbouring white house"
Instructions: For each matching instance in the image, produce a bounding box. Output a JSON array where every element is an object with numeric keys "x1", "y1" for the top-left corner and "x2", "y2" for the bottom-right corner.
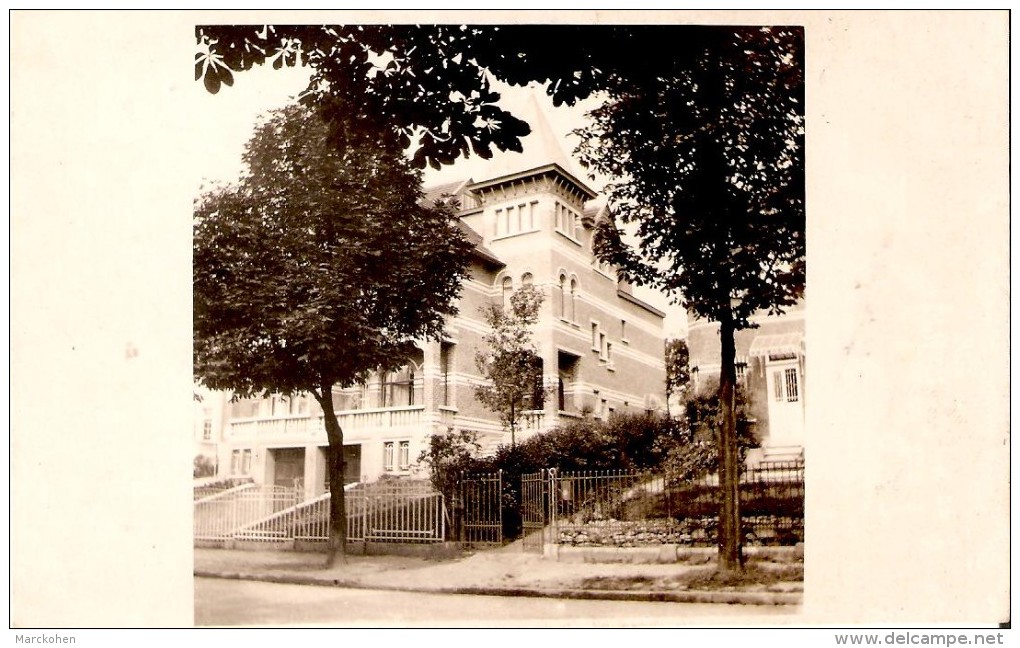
[{"x1": 686, "y1": 301, "x2": 806, "y2": 464}]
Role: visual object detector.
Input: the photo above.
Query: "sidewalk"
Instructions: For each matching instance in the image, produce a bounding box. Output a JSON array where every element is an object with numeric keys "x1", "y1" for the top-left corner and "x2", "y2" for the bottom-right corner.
[{"x1": 194, "y1": 544, "x2": 803, "y2": 606}]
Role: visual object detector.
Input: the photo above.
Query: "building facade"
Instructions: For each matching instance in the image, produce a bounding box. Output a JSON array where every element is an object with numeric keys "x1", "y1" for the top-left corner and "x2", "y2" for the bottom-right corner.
[
  {"x1": 686, "y1": 302, "x2": 805, "y2": 464},
  {"x1": 205, "y1": 162, "x2": 668, "y2": 493}
]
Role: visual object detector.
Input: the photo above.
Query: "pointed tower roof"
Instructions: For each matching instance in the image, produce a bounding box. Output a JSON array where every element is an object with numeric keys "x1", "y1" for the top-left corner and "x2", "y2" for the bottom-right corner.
[{"x1": 465, "y1": 88, "x2": 595, "y2": 193}]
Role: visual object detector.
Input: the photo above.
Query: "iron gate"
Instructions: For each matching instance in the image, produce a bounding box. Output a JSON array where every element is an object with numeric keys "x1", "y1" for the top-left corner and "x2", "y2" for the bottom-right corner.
[
  {"x1": 459, "y1": 470, "x2": 503, "y2": 544},
  {"x1": 520, "y1": 469, "x2": 551, "y2": 553}
]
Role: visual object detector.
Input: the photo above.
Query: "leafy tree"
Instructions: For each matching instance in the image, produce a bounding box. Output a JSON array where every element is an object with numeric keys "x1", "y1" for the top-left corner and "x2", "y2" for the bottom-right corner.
[
  {"x1": 664, "y1": 338, "x2": 691, "y2": 417},
  {"x1": 416, "y1": 428, "x2": 480, "y2": 504},
  {"x1": 662, "y1": 378, "x2": 758, "y2": 484},
  {"x1": 579, "y1": 27, "x2": 805, "y2": 571},
  {"x1": 193, "y1": 104, "x2": 472, "y2": 565},
  {"x1": 193, "y1": 455, "x2": 217, "y2": 479},
  {"x1": 473, "y1": 285, "x2": 547, "y2": 446}
]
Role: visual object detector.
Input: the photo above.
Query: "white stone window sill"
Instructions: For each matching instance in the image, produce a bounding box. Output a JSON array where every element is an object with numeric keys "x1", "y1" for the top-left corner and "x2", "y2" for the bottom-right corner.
[
  {"x1": 492, "y1": 228, "x2": 541, "y2": 243},
  {"x1": 554, "y1": 229, "x2": 583, "y2": 247}
]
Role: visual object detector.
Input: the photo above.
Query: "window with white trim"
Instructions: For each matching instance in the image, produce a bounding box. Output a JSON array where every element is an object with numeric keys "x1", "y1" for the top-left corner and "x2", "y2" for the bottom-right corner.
[
  {"x1": 231, "y1": 449, "x2": 252, "y2": 476},
  {"x1": 202, "y1": 408, "x2": 213, "y2": 441},
  {"x1": 554, "y1": 201, "x2": 579, "y2": 239},
  {"x1": 773, "y1": 368, "x2": 800, "y2": 402},
  {"x1": 591, "y1": 322, "x2": 599, "y2": 350},
  {"x1": 495, "y1": 201, "x2": 538, "y2": 237},
  {"x1": 784, "y1": 368, "x2": 799, "y2": 402},
  {"x1": 558, "y1": 274, "x2": 567, "y2": 319},
  {"x1": 383, "y1": 442, "x2": 395, "y2": 472},
  {"x1": 398, "y1": 441, "x2": 410, "y2": 470}
]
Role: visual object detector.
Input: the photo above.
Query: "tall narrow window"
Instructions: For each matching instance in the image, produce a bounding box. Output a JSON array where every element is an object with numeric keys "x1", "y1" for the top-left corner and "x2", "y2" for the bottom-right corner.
[
  {"x1": 606, "y1": 342, "x2": 613, "y2": 366},
  {"x1": 773, "y1": 371, "x2": 784, "y2": 401},
  {"x1": 383, "y1": 442, "x2": 395, "y2": 472},
  {"x1": 558, "y1": 274, "x2": 567, "y2": 319},
  {"x1": 398, "y1": 441, "x2": 410, "y2": 470},
  {"x1": 440, "y1": 343, "x2": 453, "y2": 407},
  {"x1": 202, "y1": 409, "x2": 212, "y2": 440},
  {"x1": 621, "y1": 319, "x2": 627, "y2": 341},
  {"x1": 502, "y1": 276, "x2": 513, "y2": 309},
  {"x1": 241, "y1": 449, "x2": 252, "y2": 475},
  {"x1": 785, "y1": 368, "x2": 800, "y2": 402},
  {"x1": 599, "y1": 333, "x2": 607, "y2": 360},
  {"x1": 569, "y1": 278, "x2": 577, "y2": 322},
  {"x1": 591, "y1": 322, "x2": 599, "y2": 349}
]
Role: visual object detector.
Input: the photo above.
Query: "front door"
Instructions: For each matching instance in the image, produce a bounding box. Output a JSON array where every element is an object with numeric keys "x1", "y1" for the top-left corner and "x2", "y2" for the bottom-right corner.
[
  {"x1": 272, "y1": 447, "x2": 305, "y2": 490},
  {"x1": 343, "y1": 444, "x2": 361, "y2": 484},
  {"x1": 764, "y1": 360, "x2": 804, "y2": 447}
]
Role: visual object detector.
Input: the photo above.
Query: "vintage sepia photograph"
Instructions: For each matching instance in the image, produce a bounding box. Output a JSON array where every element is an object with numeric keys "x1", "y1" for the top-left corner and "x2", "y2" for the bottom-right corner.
[
  {"x1": 190, "y1": 23, "x2": 806, "y2": 626},
  {"x1": 10, "y1": 9, "x2": 1009, "y2": 636}
]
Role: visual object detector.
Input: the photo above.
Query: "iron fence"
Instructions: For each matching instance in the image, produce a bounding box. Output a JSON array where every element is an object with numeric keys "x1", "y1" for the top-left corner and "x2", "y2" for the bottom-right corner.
[
  {"x1": 194, "y1": 479, "x2": 445, "y2": 545},
  {"x1": 551, "y1": 460, "x2": 805, "y2": 547},
  {"x1": 194, "y1": 484, "x2": 300, "y2": 541},
  {"x1": 458, "y1": 471, "x2": 503, "y2": 544}
]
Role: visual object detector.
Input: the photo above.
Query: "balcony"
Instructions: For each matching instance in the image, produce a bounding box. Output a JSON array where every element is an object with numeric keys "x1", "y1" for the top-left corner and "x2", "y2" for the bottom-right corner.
[{"x1": 227, "y1": 406, "x2": 426, "y2": 445}]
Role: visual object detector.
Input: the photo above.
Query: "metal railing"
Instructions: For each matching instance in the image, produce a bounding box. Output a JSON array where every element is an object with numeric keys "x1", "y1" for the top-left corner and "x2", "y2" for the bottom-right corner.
[
  {"x1": 194, "y1": 484, "x2": 299, "y2": 540},
  {"x1": 549, "y1": 460, "x2": 805, "y2": 547},
  {"x1": 195, "y1": 479, "x2": 445, "y2": 545}
]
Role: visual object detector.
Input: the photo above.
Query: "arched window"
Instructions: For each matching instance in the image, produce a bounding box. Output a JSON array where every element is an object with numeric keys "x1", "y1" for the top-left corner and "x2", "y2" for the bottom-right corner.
[
  {"x1": 570, "y1": 278, "x2": 578, "y2": 322},
  {"x1": 521, "y1": 272, "x2": 533, "y2": 286},
  {"x1": 501, "y1": 276, "x2": 513, "y2": 309},
  {"x1": 558, "y1": 274, "x2": 567, "y2": 319}
]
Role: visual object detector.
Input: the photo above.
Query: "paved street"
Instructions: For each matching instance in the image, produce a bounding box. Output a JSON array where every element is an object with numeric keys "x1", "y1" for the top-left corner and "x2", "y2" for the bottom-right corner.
[{"x1": 195, "y1": 577, "x2": 796, "y2": 627}]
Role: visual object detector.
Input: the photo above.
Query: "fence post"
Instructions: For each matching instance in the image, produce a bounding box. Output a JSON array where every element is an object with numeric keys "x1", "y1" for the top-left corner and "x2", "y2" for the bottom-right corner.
[
  {"x1": 458, "y1": 470, "x2": 465, "y2": 543},
  {"x1": 547, "y1": 468, "x2": 557, "y2": 544},
  {"x1": 497, "y1": 469, "x2": 504, "y2": 545},
  {"x1": 362, "y1": 486, "x2": 369, "y2": 555}
]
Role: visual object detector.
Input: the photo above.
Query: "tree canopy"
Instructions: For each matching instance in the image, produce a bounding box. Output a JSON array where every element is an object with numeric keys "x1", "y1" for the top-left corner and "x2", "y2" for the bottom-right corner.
[
  {"x1": 193, "y1": 104, "x2": 473, "y2": 561},
  {"x1": 195, "y1": 25, "x2": 797, "y2": 170},
  {"x1": 583, "y1": 26, "x2": 804, "y2": 326}
]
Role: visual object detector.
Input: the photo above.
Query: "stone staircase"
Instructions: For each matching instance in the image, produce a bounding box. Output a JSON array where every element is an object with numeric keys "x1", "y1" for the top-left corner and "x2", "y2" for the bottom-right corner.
[{"x1": 761, "y1": 444, "x2": 804, "y2": 463}]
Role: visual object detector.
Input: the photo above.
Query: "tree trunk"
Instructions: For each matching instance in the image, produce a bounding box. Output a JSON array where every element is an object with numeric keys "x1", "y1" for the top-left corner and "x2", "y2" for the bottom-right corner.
[
  {"x1": 717, "y1": 309, "x2": 743, "y2": 572},
  {"x1": 317, "y1": 386, "x2": 347, "y2": 567}
]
